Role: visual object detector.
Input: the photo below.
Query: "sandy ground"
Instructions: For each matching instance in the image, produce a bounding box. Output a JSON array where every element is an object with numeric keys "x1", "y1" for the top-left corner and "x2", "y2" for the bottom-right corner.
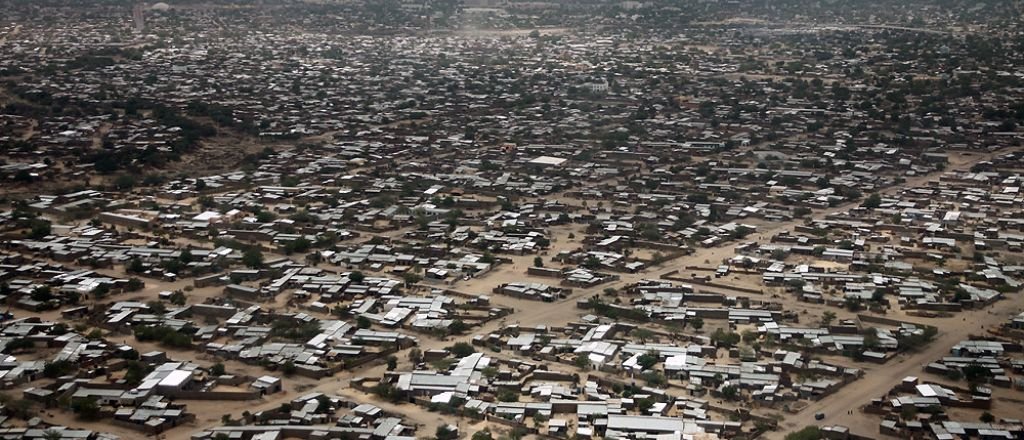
[{"x1": 15, "y1": 146, "x2": 1022, "y2": 440}]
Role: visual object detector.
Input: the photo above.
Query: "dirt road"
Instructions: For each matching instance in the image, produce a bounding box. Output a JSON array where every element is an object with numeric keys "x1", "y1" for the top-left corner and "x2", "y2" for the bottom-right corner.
[
  {"x1": 31, "y1": 145, "x2": 1018, "y2": 440},
  {"x1": 768, "y1": 296, "x2": 1024, "y2": 439}
]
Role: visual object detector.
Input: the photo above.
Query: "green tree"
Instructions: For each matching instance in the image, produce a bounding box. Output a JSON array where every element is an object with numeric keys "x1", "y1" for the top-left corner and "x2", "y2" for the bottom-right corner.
[
  {"x1": 785, "y1": 426, "x2": 821, "y2": 440},
  {"x1": 636, "y1": 350, "x2": 659, "y2": 370},
  {"x1": 211, "y1": 363, "x2": 226, "y2": 376},
  {"x1": 449, "y1": 342, "x2": 475, "y2": 357},
  {"x1": 71, "y1": 397, "x2": 101, "y2": 420},
  {"x1": 449, "y1": 320, "x2": 468, "y2": 334},
  {"x1": 498, "y1": 390, "x2": 519, "y2": 402},
  {"x1": 242, "y1": 248, "x2": 264, "y2": 268},
  {"x1": 963, "y1": 364, "x2": 992, "y2": 383},
  {"x1": 721, "y1": 384, "x2": 739, "y2": 400},
  {"x1": 690, "y1": 317, "x2": 704, "y2": 331},
  {"x1": 127, "y1": 257, "x2": 145, "y2": 273},
  {"x1": 168, "y1": 290, "x2": 187, "y2": 305},
  {"x1": 820, "y1": 311, "x2": 837, "y2": 327},
  {"x1": 633, "y1": 328, "x2": 654, "y2": 343},
  {"x1": 574, "y1": 354, "x2": 590, "y2": 370},
  {"x1": 408, "y1": 348, "x2": 422, "y2": 363},
  {"x1": 281, "y1": 361, "x2": 297, "y2": 376},
  {"x1": 402, "y1": 272, "x2": 422, "y2": 287},
  {"x1": 741, "y1": 329, "x2": 758, "y2": 344},
  {"x1": 28, "y1": 219, "x2": 51, "y2": 239},
  {"x1": 43, "y1": 360, "x2": 76, "y2": 378},
  {"x1": 349, "y1": 271, "x2": 365, "y2": 283},
  {"x1": 862, "y1": 193, "x2": 882, "y2": 209},
  {"x1": 900, "y1": 404, "x2": 918, "y2": 421},
  {"x1": 436, "y1": 425, "x2": 458, "y2": 440},
  {"x1": 126, "y1": 277, "x2": 144, "y2": 291},
  {"x1": 472, "y1": 429, "x2": 494, "y2": 440}
]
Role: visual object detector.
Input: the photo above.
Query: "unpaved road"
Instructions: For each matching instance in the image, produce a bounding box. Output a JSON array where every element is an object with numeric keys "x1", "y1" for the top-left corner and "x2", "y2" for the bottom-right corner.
[{"x1": 28, "y1": 145, "x2": 1020, "y2": 440}]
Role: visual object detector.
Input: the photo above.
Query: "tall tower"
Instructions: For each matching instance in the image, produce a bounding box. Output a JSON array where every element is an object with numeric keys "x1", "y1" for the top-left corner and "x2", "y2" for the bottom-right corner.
[{"x1": 132, "y1": 4, "x2": 145, "y2": 34}]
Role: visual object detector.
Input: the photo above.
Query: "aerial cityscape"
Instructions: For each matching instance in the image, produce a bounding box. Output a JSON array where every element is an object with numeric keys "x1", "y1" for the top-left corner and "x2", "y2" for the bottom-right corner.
[{"x1": 1, "y1": 1, "x2": 1023, "y2": 439}]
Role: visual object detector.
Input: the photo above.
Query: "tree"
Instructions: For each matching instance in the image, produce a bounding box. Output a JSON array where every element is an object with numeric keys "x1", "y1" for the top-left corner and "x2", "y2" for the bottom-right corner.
[
  {"x1": 283, "y1": 237, "x2": 312, "y2": 254},
  {"x1": 820, "y1": 311, "x2": 837, "y2": 328},
  {"x1": 168, "y1": 290, "x2": 187, "y2": 305},
  {"x1": 900, "y1": 404, "x2": 918, "y2": 421},
  {"x1": 211, "y1": 363, "x2": 226, "y2": 376},
  {"x1": 123, "y1": 361, "x2": 150, "y2": 386},
  {"x1": 127, "y1": 257, "x2": 145, "y2": 273},
  {"x1": 449, "y1": 320, "x2": 468, "y2": 334},
  {"x1": 582, "y1": 255, "x2": 601, "y2": 269},
  {"x1": 242, "y1": 248, "x2": 264, "y2": 268},
  {"x1": 741, "y1": 329, "x2": 758, "y2": 344},
  {"x1": 690, "y1": 317, "x2": 704, "y2": 332},
  {"x1": 533, "y1": 256, "x2": 543, "y2": 267},
  {"x1": 980, "y1": 412, "x2": 995, "y2": 423},
  {"x1": 721, "y1": 384, "x2": 739, "y2": 400},
  {"x1": 1, "y1": 396, "x2": 35, "y2": 419},
  {"x1": 386, "y1": 356, "x2": 398, "y2": 371},
  {"x1": 574, "y1": 354, "x2": 591, "y2": 370},
  {"x1": 481, "y1": 366, "x2": 499, "y2": 379},
  {"x1": 472, "y1": 429, "x2": 494, "y2": 440},
  {"x1": 710, "y1": 329, "x2": 741, "y2": 347},
  {"x1": 636, "y1": 397, "x2": 655, "y2": 413},
  {"x1": 31, "y1": 286, "x2": 54, "y2": 302},
  {"x1": 963, "y1": 363, "x2": 992, "y2": 383},
  {"x1": 126, "y1": 277, "x2": 144, "y2": 291},
  {"x1": 637, "y1": 350, "x2": 659, "y2": 370},
  {"x1": 785, "y1": 426, "x2": 821, "y2": 440},
  {"x1": 281, "y1": 361, "x2": 297, "y2": 376},
  {"x1": 633, "y1": 328, "x2": 654, "y2": 343},
  {"x1": 349, "y1": 271, "x2": 365, "y2": 283},
  {"x1": 845, "y1": 297, "x2": 863, "y2": 311},
  {"x1": 28, "y1": 219, "x2": 51, "y2": 239},
  {"x1": 43, "y1": 430, "x2": 63, "y2": 440},
  {"x1": 862, "y1": 193, "x2": 882, "y2": 209},
  {"x1": 640, "y1": 371, "x2": 667, "y2": 387},
  {"x1": 449, "y1": 342, "x2": 475, "y2": 357},
  {"x1": 498, "y1": 390, "x2": 519, "y2": 402},
  {"x1": 864, "y1": 329, "x2": 880, "y2": 349},
  {"x1": 146, "y1": 301, "x2": 167, "y2": 315},
  {"x1": 357, "y1": 316, "x2": 372, "y2": 329},
  {"x1": 114, "y1": 174, "x2": 136, "y2": 190},
  {"x1": 43, "y1": 360, "x2": 76, "y2": 378},
  {"x1": 408, "y1": 348, "x2": 423, "y2": 363},
  {"x1": 14, "y1": 169, "x2": 33, "y2": 183},
  {"x1": 5, "y1": 339, "x2": 33, "y2": 352},
  {"x1": 436, "y1": 425, "x2": 458, "y2": 440},
  {"x1": 402, "y1": 272, "x2": 422, "y2": 287},
  {"x1": 71, "y1": 397, "x2": 101, "y2": 420}
]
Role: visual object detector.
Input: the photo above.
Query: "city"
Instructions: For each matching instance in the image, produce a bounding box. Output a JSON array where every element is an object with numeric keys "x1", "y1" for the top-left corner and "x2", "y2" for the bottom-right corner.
[{"x1": 0, "y1": 1, "x2": 1023, "y2": 440}]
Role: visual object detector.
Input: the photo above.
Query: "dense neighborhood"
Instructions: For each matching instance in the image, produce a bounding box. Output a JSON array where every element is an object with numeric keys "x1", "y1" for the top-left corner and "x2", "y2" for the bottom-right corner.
[{"x1": 1, "y1": 1, "x2": 1023, "y2": 440}]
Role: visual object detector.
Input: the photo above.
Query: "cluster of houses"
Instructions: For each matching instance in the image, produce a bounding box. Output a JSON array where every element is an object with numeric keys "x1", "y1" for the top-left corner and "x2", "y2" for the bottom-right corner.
[
  {"x1": 360, "y1": 352, "x2": 740, "y2": 440},
  {"x1": 0, "y1": 0, "x2": 1022, "y2": 439}
]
